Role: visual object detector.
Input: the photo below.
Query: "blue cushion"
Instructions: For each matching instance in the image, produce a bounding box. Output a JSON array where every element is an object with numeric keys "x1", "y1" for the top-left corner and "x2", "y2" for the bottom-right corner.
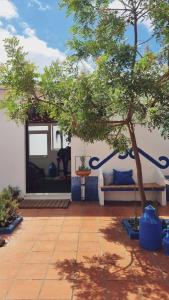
[{"x1": 113, "y1": 169, "x2": 135, "y2": 185}]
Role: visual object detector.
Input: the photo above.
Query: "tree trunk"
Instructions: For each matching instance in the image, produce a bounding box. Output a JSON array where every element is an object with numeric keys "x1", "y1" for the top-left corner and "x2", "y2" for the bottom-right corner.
[{"x1": 127, "y1": 122, "x2": 147, "y2": 211}]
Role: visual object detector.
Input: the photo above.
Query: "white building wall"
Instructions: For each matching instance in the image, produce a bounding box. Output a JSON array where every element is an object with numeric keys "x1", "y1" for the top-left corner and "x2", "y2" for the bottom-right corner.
[
  {"x1": 0, "y1": 110, "x2": 26, "y2": 194},
  {"x1": 0, "y1": 95, "x2": 169, "y2": 197},
  {"x1": 71, "y1": 126, "x2": 169, "y2": 181}
]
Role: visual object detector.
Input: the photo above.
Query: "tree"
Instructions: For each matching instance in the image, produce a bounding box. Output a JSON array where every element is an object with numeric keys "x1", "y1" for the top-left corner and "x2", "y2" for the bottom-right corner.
[{"x1": 1, "y1": 1, "x2": 169, "y2": 209}]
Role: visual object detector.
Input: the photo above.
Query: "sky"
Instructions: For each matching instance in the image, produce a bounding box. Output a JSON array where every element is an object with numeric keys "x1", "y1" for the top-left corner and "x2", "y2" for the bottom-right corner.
[{"x1": 0, "y1": 0, "x2": 159, "y2": 72}]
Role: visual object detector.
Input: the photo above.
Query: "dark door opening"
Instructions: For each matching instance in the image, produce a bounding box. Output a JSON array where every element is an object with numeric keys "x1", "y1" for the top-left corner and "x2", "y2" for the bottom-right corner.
[{"x1": 26, "y1": 122, "x2": 71, "y2": 193}]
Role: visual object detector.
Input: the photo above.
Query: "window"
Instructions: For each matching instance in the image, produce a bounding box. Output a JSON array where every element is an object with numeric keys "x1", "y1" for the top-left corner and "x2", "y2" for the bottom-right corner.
[
  {"x1": 28, "y1": 125, "x2": 49, "y2": 156},
  {"x1": 51, "y1": 125, "x2": 69, "y2": 150},
  {"x1": 29, "y1": 134, "x2": 48, "y2": 156},
  {"x1": 28, "y1": 125, "x2": 48, "y2": 132}
]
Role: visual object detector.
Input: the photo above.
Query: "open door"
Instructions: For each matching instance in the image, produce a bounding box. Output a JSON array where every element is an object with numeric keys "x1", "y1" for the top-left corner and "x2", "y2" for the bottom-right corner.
[{"x1": 26, "y1": 122, "x2": 71, "y2": 194}]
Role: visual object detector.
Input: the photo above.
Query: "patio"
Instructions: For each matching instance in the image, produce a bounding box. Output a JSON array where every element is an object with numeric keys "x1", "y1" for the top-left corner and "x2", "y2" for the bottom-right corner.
[{"x1": 0, "y1": 202, "x2": 169, "y2": 300}]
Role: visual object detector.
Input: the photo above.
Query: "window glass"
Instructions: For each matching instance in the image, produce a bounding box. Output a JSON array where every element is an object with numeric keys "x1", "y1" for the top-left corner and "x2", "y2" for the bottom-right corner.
[
  {"x1": 29, "y1": 133, "x2": 48, "y2": 156},
  {"x1": 52, "y1": 125, "x2": 69, "y2": 149},
  {"x1": 28, "y1": 125, "x2": 48, "y2": 132}
]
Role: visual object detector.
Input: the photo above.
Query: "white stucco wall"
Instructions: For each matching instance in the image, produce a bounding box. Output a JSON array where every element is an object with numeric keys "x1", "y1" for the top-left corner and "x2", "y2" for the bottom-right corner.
[
  {"x1": 71, "y1": 126, "x2": 169, "y2": 182},
  {"x1": 0, "y1": 87, "x2": 169, "y2": 197},
  {"x1": 0, "y1": 110, "x2": 26, "y2": 194}
]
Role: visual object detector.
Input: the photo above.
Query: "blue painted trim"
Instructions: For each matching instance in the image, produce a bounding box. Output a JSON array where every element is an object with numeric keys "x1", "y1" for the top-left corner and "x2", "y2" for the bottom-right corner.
[
  {"x1": 89, "y1": 150, "x2": 118, "y2": 169},
  {"x1": 129, "y1": 148, "x2": 169, "y2": 169},
  {"x1": 71, "y1": 176, "x2": 99, "y2": 201},
  {"x1": 85, "y1": 176, "x2": 99, "y2": 201},
  {"x1": 122, "y1": 219, "x2": 139, "y2": 239},
  {"x1": 89, "y1": 148, "x2": 169, "y2": 170},
  {"x1": 101, "y1": 186, "x2": 165, "y2": 192},
  {"x1": 71, "y1": 177, "x2": 81, "y2": 201},
  {"x1": 0, "y1": 216, "x2": 23, "y2": 234},
  {"x1": 122, "y1": 218, "x2": 169, "y2": 240}
]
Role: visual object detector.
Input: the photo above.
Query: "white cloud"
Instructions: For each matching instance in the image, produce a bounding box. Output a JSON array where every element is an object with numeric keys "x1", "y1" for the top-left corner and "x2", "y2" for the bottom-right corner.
[
  {"x1": 28, "y1": 0, "x2": 50, "y2": 11},
  {"x1": 0, "y1": 0, "x2": 18, "y2": 19},
  {"x1": 109, "y1": 0, "x2": 124, "y2": 10},
  {"x1": 0, "y1": 25, "x2": 66, "y2": 72},
  {"x1": 24, "y1": 27, "x2": 36, "y2": 37},
  {"x1": 7, "y1": 24, "x2": 16, "y2": 34}
]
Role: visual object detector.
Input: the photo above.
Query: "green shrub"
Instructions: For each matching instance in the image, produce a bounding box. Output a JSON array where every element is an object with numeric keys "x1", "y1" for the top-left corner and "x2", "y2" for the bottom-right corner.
[
  {"x1": 0, "y1": 186, "x2": 20, "y2": 227},
  {"x1": 0, "y1": 185, "x2": 20, "y2": 200}
]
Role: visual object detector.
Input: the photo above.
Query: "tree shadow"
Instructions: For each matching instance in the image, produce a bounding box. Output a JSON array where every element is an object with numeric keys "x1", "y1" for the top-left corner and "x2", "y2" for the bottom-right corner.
[
  {"x1": 53, "y1": 214, "x2": 169, "y2": 299},
  {"x1": 55, "y1": 250, "x2": 169, "y2": 300}
]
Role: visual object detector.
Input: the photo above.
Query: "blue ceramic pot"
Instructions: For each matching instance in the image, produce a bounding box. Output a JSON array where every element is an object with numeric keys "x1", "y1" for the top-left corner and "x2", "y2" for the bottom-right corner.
[
  {"x1": 139, "y1": 205, "x2": 162, "y2": 251},
  {"x1": 162, "y1": 226, "x2": 169, "y2": 256}
]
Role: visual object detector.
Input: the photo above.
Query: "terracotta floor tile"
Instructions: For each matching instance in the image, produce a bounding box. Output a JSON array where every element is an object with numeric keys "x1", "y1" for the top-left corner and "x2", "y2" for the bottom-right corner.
[
  {"x1": 63, "y1": 219, "x2": 82, "y2": 226},
  {"x1": 2, "y1": 203, "x2": 169, "y2": 299},
  {"x1": 0, "y1": 263, "x2": 21, "y2": 279},
  {"x1": 41, "y1": 225, "x2": 62, "y2": 233},
  {"x1": 39, "y1": 279, "x2": 73, "y2": 299},
  {"x1": 17, "y1": 263, "x2": 48, "y2": 279},
  {"x1": 19, "y1": 209, "x2": 38, "y2": 217},
  {"x1": 62, "y1": 226, "x2": 80, "y2": 233},
  {"x1": 46, "y1": 219, "x2": 64, "y2": 226},
  {"x1": 32, "y1": 241, "x2": 56, "y2": 252},
  {"x1": 38, "y1": 232, "x2": 59, "y2": 241},
  {"x1": 105, "y1": 281, "x2": 139, "y2": 300},
  {"x1": 80, "y1": 225, "x2": 98, "y2": 233},
  {"x1": 25, "y1": 251, "x2": 52, "y2": 263},
  {"x1": 21, "y1": 226, "x2": 44, "y2": 233},
  {"x1": 7, "y1": 240, "x2": 35, "y2": 251},
  {"x1": 6, "y1": 279, "x2": 42, "y2": 299},
  {"x1": 58, "y1": 233, "x2": 79, "y2": 241},
  {"x1": 2, "y1": 250, "x2": 29, "y2": 263},
  {"x1": 78, "y1": 233, "x2": 99, "y2": 242},
  {"x1": 46, "y1": 263, "x2": 75, "y2": 280},
  {"x1": 72, "y1": 278, "x2": 106, "y2": 300},
  {"x1": 50, "y1": 251, "x2": 77, "y2": 263},
  {"x1": 134, "y1": 282, "x2": 169, "y2": 300},
  {"x1": 13, "y1": 232, "x2": 38, "y2": 241},
  {"x1": 77, "y1": 251, "x2": 101, "y2": 262},
  {"x1": 78, "y1": 241, "x2": 100, "y2": 252},
  {"x1": 0, "y1": 280, "x2": 13, "y2": 298},
  {"x1": 55, "y1": 240, "x2": 78, "y2": 252}
]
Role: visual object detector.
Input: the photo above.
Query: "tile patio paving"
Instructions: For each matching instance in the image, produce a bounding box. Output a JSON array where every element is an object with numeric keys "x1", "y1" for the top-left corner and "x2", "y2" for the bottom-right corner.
[{"x1": 0, "y1": 202, "x2": 169, "y2": 299}]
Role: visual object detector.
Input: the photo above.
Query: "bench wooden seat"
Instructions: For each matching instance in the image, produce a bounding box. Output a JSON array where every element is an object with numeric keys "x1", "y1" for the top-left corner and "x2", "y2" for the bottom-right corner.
[{"x1": 101, "y1": 183, "x2": 165, "y2": 192}]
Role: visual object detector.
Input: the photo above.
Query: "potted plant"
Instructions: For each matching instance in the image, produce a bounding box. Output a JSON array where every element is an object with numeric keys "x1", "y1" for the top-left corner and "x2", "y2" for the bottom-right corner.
[{"x1": 76, "y1": 156, "x2": 91, "y2": 177}]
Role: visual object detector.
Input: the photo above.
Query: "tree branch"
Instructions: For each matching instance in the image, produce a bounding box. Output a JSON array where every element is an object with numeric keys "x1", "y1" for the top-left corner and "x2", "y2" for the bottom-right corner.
[{"x1": 138, "y1": 34, "x2": 155, "y2": 46}]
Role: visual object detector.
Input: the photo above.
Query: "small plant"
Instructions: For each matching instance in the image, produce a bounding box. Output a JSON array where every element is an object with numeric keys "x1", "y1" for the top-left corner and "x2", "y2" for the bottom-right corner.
[
  {"x1": 78, "y1": 156, "x2": 90, "y2": 171},
  {"x1": 0, "y1": 186, "x2": 20, "y2": 227},
  {"x1": 8, "y1": 185, "x2": 21, "y2": 200}
]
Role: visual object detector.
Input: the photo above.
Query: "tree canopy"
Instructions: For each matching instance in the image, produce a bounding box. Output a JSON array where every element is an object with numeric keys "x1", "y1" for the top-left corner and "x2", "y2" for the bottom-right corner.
[
  {"x1": 1, "y1": 1, "x2": 169, "y2": 148},
  {"x1": 1, "y1": 0, "x2": 169, "y2": 205}
]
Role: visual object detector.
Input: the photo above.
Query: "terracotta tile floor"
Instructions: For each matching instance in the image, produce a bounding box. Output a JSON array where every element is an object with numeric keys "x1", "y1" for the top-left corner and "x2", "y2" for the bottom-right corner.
[{"x1": 1, "y1": 202, "x2": 169, "y2": 300}]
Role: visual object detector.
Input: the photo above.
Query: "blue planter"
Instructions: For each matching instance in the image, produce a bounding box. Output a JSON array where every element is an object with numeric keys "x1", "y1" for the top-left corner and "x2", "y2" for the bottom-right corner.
[
  {"x1": 122, "y1": 217, "x2": 169, "y2": 240},
  {"x1": 139, "y1": 205, "x2": 162, "y2": 251},
  {"x1": 163, "y1": 226, "x2": 169, "y2": 256},
  {"x1": 0, "y1": 216, "x2": 23, "y2": 234},
  {"x1": 122, "y1": 218, "x2": 139, "y2": 239}
]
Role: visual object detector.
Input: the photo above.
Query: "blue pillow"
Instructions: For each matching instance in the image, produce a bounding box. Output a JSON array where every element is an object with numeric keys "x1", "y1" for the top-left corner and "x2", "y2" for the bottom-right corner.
[{"x1": 113, "y1": 169, "x2": 135, "y2": 185}]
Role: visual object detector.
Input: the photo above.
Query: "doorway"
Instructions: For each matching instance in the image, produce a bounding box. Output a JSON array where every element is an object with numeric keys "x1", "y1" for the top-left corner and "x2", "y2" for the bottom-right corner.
[{"x1": 26, "y1": 122, "x2": 71, "y2": 194}]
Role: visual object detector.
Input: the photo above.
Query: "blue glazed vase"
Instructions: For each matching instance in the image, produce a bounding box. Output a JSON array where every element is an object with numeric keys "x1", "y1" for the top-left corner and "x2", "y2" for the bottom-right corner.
[
  {"x1": 162, "y1": 226, "x2": 169, "y2": 256},
  {"x1": 139, "y1": 205, "x2": 162, "y2": 251}
]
